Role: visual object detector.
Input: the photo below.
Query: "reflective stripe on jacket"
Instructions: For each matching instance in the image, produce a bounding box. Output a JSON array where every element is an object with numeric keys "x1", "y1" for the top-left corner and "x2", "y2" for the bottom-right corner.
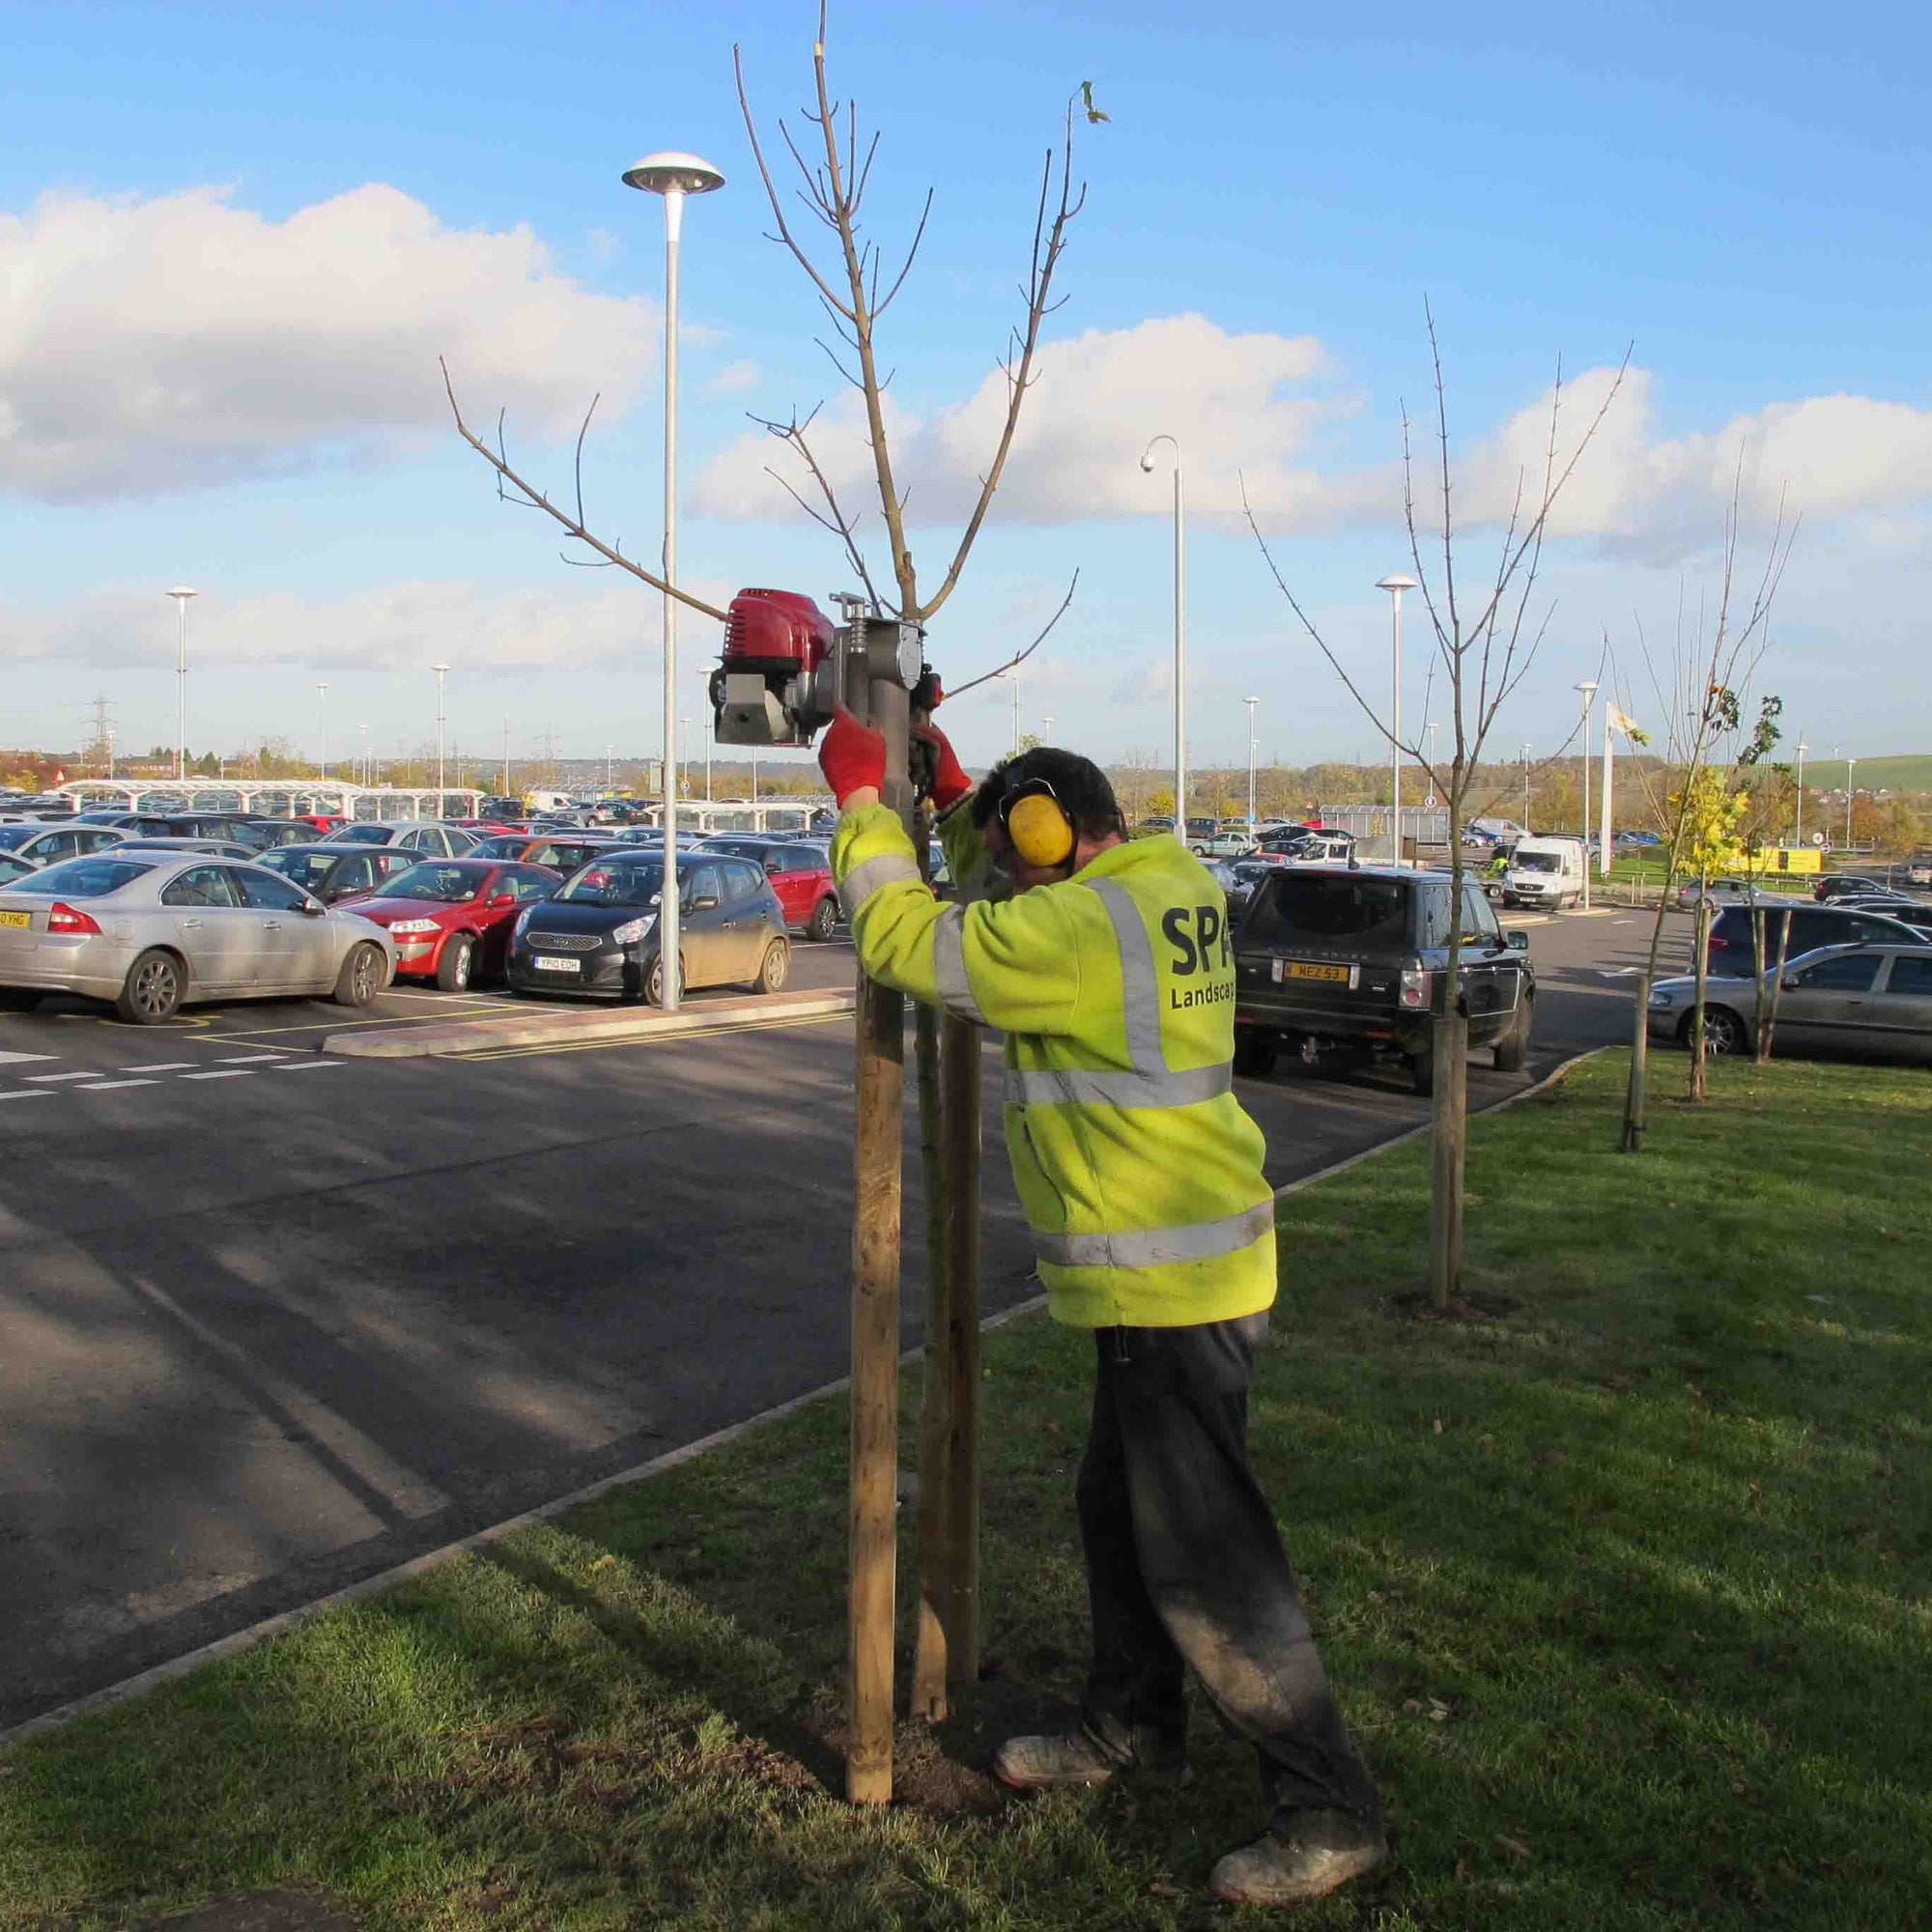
[{"x1": 831, "y1": 801, "x2": 1275, "y2": 1328}]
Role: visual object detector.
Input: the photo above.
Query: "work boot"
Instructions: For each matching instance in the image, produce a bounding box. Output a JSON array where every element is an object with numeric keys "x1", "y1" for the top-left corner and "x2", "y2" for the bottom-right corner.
[
  {"x1": 1208, "y1": 1809, "x2": 1388, "y2": 1906},
  {"x1": 992, "y1": 1731, "x2": 1187, "y2": 1791}
]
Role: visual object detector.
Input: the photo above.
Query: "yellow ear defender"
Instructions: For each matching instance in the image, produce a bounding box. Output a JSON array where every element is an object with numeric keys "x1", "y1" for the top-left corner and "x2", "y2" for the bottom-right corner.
[{"x1": 1004, "y1": 783, "x2": 1076, "y2": 867}]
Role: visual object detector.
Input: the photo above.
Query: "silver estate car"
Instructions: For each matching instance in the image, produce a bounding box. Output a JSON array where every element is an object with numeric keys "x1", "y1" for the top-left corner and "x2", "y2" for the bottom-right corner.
[
  {"x1": 1647, "y1": 942, "x2": 1932, "y2": 1064},
  {"x1": 0, "y1": 852, "x2": 398, "y2": 1023}
]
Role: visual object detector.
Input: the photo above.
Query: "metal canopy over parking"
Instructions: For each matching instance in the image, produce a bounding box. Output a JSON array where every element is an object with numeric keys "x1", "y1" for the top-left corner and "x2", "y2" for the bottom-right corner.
[{"x1": 56, "y1": 781, "x2": 484, "y2": 822}]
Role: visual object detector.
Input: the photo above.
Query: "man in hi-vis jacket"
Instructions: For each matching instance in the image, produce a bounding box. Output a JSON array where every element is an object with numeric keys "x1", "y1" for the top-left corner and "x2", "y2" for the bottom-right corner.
[{"x1": 818, "y1": 706, "x2": 1384, "y2": 1909}]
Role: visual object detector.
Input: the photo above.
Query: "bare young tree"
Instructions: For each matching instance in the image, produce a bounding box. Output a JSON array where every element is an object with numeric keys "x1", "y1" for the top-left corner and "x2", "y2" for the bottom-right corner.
[
  {"x1": 1614, "y1": 489, "x2": 1793, "y2": 1145},
  {"x1": 1247, "y1": 310, "x2": 1625, "y2": 1309}
]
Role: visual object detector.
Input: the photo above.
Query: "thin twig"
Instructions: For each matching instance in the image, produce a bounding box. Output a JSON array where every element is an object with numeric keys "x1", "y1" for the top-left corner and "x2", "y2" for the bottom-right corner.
[{"x1": 942, "y1": 570, "x2": 1080, "y2": 698}]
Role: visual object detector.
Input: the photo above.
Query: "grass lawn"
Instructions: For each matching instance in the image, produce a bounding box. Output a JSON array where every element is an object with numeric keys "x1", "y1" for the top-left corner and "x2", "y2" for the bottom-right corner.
[{"x1": 4, "y1": 1052, "x2": 1929, "y2": 1930}]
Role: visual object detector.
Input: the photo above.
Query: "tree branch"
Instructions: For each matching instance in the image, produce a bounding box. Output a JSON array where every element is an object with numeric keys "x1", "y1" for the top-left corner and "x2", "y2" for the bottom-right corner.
[{"x1": 941, "y1": 570, "x2": 1080, "y2": 698}]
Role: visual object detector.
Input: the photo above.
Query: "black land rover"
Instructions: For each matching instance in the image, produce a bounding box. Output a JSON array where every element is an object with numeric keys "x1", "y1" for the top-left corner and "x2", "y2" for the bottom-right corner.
[{"x1": 1232, "y1": 865, "x2": 1533, "y2": 1094}]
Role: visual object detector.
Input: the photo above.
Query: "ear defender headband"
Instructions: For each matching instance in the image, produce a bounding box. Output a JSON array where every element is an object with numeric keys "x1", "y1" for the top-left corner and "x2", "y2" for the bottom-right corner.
[{"x1": 1000, "y1": 778, "x2": 1076, "y2": 867}]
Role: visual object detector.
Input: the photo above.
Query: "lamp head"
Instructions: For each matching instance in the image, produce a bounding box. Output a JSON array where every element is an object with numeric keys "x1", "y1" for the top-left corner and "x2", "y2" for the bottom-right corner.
[
  {"x1": 1376, "y1": 574, "x2": 1416, "y2": 593},
  {"x1": 166, "y1": 585, "x2": 198, "y2": 601},
  {"x1": 623, "y1": 151, "x2": 725, "y2": 196}
]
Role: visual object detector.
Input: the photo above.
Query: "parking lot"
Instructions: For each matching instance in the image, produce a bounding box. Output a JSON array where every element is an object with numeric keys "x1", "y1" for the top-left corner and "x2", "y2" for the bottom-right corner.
[{"x1": 0, "y1": 906, "x2": 1681, "y2": 1731}]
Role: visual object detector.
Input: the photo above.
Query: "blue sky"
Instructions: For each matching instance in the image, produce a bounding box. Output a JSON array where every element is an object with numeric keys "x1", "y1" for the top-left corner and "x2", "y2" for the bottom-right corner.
[{"x1": 3, "y1": 0, "x2": 1927, "y2": 780}]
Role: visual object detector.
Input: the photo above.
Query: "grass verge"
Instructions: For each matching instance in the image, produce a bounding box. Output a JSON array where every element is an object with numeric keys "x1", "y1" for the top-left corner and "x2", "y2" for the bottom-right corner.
[{"x1": 3, "y1": 1052, "x2": 1929, "y2": 1930}]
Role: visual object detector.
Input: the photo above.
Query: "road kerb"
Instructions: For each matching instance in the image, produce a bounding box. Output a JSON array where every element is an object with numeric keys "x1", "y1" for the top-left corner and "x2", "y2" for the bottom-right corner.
[{"x1": 319, "y1": 987, "x2": 857, "y2": 1059}]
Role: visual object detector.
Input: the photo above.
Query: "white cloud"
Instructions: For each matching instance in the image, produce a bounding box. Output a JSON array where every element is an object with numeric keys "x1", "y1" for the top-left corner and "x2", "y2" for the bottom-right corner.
[
  {"x1": 0, "y1": 577, "x2": 733, "y2": 671},
  {"x1": 695, "y1": 314, "x2": 1366, "y2": 530},
  {"x1": 0, "y1": 185, "x2": 656, "y2": 500},
  {"x1": 697, "y1": 312, "x2": 1932, "y2": 562},
  {"x1": 706, "y1": 357, "x2": 762, "y2": 397}
]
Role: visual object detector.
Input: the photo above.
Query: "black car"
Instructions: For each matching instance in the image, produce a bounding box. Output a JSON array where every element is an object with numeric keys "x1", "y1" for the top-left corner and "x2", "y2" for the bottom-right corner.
[
  {"x1": 1705, "y1": 902, "x2": 1932, "y2": 977},
  {"x1": 257, "y1": 842, "x2": 425, "y2": 904},
  {"x1": 1232, "y1": 865, "x2": 1533, "y2": 1093},
  {"x1": 507, "y1": 851, "x2": 788, "y2": 1004},
  {"x1": 1813, "y1": 873, "x2": 1889, "y2": 903}
]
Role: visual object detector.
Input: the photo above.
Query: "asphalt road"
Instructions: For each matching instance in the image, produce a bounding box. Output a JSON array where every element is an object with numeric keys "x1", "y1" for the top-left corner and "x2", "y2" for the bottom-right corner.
[{"x1": 0, "y1": 907, "x2": 1690, "y2": 1729}]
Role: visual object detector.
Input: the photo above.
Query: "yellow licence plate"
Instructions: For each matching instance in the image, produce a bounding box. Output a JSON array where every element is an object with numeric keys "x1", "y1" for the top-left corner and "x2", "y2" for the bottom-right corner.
[
  {"x1": 0, "y1": 910, "x2": 30, "y2": 929},
  {"x1": 1283, "y1": 960, "x2": 1352, "y2": 984}
]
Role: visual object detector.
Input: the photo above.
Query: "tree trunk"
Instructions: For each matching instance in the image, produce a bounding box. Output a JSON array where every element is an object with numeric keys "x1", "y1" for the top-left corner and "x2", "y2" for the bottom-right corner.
[
  {"x1": 1689, "y1": 894, "x2": 1713, "y2": 1102},
  {"x1": 1757, "y1": 905, "x2": 1793, "y2": 1065},
  {"x1": 845, "y1": 674, "x2": 912, "y2": 1805},
  {"x1": 1428, "y1": 799, "x2": 1469, "y2": 1309},
  {"x1": 1621, "y1": 893, "x2": 1675, "y2": 1152}
]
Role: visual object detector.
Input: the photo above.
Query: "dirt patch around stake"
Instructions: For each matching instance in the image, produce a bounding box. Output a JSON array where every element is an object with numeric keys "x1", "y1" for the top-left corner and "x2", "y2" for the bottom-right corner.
[{"x1": 131, "y1": 1894, "x2": 360, "y2": 1932}]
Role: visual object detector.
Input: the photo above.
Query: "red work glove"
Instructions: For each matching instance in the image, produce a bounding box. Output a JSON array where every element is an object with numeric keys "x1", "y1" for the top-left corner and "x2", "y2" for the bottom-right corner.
[
  {"x1": 914, "y1": 721, "x2": 973, "y2": 812},
  {"x1": 817, "y1": 705, "x2": 886, "y2": 807}
]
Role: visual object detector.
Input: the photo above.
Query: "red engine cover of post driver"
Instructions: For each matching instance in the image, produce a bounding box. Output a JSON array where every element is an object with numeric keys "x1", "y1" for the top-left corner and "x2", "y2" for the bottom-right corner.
[{"x1": 724, "y1": 588, "x2": 835, "y2": 674}]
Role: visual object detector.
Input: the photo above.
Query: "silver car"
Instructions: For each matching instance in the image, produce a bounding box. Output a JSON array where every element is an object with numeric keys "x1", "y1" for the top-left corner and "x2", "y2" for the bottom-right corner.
[
  {"x1": 1646, "y1": 943, "x2": 1932, "y2": 1064},
  {"x1": 0, "y1": 822, "x2": 128, "y2": 867},
  {"x1": 0, "y1": 851, "x2": 397, "y2": 1023}
]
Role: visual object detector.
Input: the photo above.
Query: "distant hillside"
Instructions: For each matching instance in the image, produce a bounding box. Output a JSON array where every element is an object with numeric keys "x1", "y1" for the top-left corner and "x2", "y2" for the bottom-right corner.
[{"x1": 1799, "y1": 754, "x2": 1932, "y2": 792}]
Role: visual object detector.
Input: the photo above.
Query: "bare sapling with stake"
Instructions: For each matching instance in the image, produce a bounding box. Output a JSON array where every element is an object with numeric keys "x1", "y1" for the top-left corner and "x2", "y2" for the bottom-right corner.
[
  {"x1": 734, "y1": 3, "x2": 1097, "y2": 1797},
  {"x1": 1615, "y1": 484, "x2": 1793, "y2": 1147},
  {"x1": 1246, "y1": 310, "x2": 1625, "y2": 1309},
  {"x1": 440, "y1": 4, "x2": 1097, "y2": 1803}
]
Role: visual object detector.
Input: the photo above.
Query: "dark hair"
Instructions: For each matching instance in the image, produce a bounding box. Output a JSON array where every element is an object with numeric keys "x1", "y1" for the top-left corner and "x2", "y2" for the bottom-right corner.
[{"x1": 971, "y1": 748, "x2": 1124, "y2": 844}]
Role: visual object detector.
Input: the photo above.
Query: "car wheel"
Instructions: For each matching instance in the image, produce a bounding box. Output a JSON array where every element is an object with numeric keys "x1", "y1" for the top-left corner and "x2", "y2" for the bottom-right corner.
[
  {"x1": 0, "y1": 989, "x2": 43, "y2": 1011},
  {"x1": 644, "y1": 952, "x2": 683, "y2": 1007},
  {"x1": 754, "y1": 939, "x2": 790, "y2": 995},
  {"x1": 1682, "y1": 1005, "x2": 1747, "y2": 1057},
  {"x1": 436, "y1": 933, "x2": 474, "y2": 992},
  {"x1": 1232, "y1": 1029, "x2": 1277, "y2": 1078},
  {"x1": 1492, "y1": 997, "x2": 1532, "y2": 1072},
  {"x1": 117, "y1": 949, "x2": 184, "y2": 1025},
  {"x1": 806, "y1": 895, "x2": 839, "y2": 942},
  {"x1": 332, "y1": 942, "x2": 384, "y2": 1009}
]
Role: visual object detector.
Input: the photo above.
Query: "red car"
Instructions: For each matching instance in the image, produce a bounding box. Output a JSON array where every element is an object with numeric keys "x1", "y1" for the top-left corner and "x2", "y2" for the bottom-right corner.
[
  {"x1": 299, "y1": 812, "x2": 351, "y2": 834},
  {"x1": 696, "y1": 838, "x2": 841, "y2": 940},
  {"x1": 339, "y1": 858, "x2": 560, "y2": 989}
]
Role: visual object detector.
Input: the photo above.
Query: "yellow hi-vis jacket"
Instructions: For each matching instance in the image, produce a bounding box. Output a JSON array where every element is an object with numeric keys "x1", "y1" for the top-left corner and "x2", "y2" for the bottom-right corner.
[{"x1": 832, "y1": 801, "x2": 1276, "y2": 1329}]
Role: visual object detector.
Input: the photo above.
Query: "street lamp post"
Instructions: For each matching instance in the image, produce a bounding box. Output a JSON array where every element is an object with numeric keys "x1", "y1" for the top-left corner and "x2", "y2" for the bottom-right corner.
[
  {"x1": 433, "y1": 663, "x2": 449, "y2": 806},
  {"x1": 1522, "y1": 742, "x2": 1532, "y2": 828},
  {"x1": 1794, "y1": 740, "x2": 1808, "y2": 846},
  {"x1": 1244, "y1": 696, "x2": 1260, "y2": 834},
  {"x1": 358, "y1": 723, "x2": 372, "y2": 789},
  {"x1": 1140, "y1": 437, "x2": 1186, "y2": 834},
  {"x1": 1377, "y1": 575, "x2": 1416, "y2": 865},
  {"x1": 1576, "y1": 680, "x2": 1598, "y2": 910},
  {"x1": 1846, "y1": 756, "x2": 1857, "y2": 850},
  {"x1": 316, "y1": 682, "x2": 328, "y2": 783},
  {"x1": 625, "y1": 149, "x2": 724, "y2": 1013},
  {"x1": 166, "y1": 587, "x2": 197, "y2": 782}
]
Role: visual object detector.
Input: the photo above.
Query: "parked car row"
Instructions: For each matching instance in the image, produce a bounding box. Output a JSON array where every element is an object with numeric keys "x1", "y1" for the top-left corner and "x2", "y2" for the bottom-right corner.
[
  {"x1": 0, "y1": 819, "x2": 842, "y2": 1022},
  {"x1": 1649, "y1": 944, "x2": 1932, "y2": 1064}
]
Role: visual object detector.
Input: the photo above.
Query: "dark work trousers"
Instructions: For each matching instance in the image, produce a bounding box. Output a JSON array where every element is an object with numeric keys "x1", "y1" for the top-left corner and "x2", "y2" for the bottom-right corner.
[{"x1": 1075, "y1": 1312, "x2": 1380, "y2": 1827}]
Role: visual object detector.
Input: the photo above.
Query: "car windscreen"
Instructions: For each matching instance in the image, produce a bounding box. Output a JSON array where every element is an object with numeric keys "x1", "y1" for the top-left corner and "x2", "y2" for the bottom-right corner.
[
  {"x1": 1514, "y1": 851, "x2": 1560, "y2": 872},
  {"x1": 7, "y1": 857, "x2": 157, "y2": 897},
  {"x1": 468, "y1": 836, "x2": 526, "y2": 859},
  {"x1": 1243, "y1": 875, "x2": 1409, "y2": 949},
  {"x1": 261, "y1": 849, "x2": 338, "y2": 889},
  {"x1": 329, "y1": 823, "x2": 396, "y2": 843},
  {"x1": 0, "y1": 825, "x2": 42, "y2": 850},
  {"x1": 371, "y1": 862, "x2": 488, "y2": 903},
  {"x1": 556, "y1": 861, "x2": 664, "y2": 908}
]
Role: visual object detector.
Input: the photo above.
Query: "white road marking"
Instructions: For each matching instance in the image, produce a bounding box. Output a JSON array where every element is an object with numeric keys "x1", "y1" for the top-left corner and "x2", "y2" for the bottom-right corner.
[
  {"x1": 120, "y1": 1062, "x2": 199, "y2": 1071},
  {"x1": 214, "y1": 1053, "x2": 292, "y2": 1065},
  {"x1": 75, "y1": 1078, "x2": 159, "y2": 1092},
  {"x1": 0, "y1": 1090, "x2": 54, "y2": 1103},
  {"x1": 273, "y1": 1059, "x2": 344, "y2": 1070},
  {"x1": 0, "y1": 1051, "x2": 58, "y2": 1066},
  {"x1": 179, "y1": 1069, "x2": 255, "y2": 1081},
  {"x1": 23, "y1": 1071, "x2": 99, "y2": 1083},
  {"x1": 1598, "y1": 967, "x2": 1639, "y2": 977}
]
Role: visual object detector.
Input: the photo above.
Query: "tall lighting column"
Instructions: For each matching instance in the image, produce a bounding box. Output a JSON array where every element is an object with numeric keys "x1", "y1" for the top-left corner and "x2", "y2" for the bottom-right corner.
[
  {"x1": 1377, "y1": 575, "x2": 1416, "y2": 864},
  {"x1": 1140, "y1": 436, "x2": 1186, "y2": 834},
  {"x1": 1575, "y1": 679, "x2": 1598, "y2": 910},
  {"x1": 1794, "y1": 740, "x2": 1808, "y2": 846},
  {"x1": 625, "y1": 149, "x2": 724, "y2": 1012},
  {"x1": 316, "y1": 682, "x2": 328, "y2": 783},
  {"x1": 433, "y1": 663, "x2": 449, "y2": 804},
  {"x1": 1846, "y1": 755, "x2": 1857, "y2": 850},
  {"x1": 1244, "y1": 695, "x2": 1260, "y2": 834},
  {"x1": 166, "y1": 587, "x2": 197, "y2": 781}
]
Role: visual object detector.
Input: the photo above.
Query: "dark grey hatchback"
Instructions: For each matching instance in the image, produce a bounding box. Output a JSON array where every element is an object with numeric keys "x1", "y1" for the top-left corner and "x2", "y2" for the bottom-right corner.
[
  {"x1": 507, "y1": 852, "x2": 789, "y2": 1005},
  {"x1": 1232, "y1": 865, "x2": 1533, "y2": 1093}
]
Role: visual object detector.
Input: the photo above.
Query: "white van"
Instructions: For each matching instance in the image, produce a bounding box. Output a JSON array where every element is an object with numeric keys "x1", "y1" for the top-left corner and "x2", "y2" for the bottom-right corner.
[{"x1": 1504, "y1": 835, "x2": 1586, "y2": 909}]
